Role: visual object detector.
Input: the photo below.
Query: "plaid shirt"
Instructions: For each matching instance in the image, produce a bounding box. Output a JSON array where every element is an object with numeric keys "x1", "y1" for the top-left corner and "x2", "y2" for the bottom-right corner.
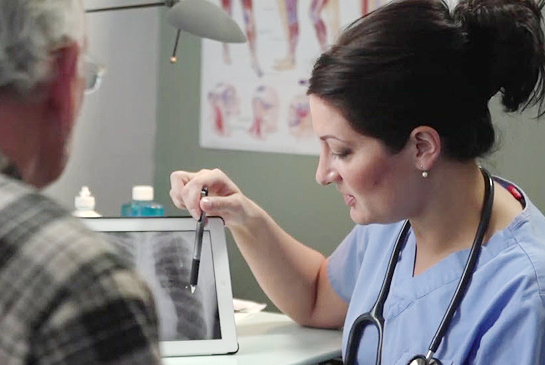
[{"x1": 0, "y1": 173, "x2": 162, "y2": 364}]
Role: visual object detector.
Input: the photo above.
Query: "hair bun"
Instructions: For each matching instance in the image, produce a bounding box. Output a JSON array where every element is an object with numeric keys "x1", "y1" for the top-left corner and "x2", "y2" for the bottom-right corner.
[{"x1": 454, "y1": 0, "x2": 545, "y2": 114}]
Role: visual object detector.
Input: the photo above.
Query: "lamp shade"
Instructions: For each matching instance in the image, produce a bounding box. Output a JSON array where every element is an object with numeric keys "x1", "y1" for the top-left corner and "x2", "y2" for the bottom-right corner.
[{"x1": 166, "y1": 0, "x2": 246, "y2": 43}]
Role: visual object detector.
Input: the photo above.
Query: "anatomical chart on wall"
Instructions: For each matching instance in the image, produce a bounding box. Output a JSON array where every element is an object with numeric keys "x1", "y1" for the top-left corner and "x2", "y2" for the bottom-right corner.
[{"x1": 200, "y1": 0, "x2": 389, "y2": 155}]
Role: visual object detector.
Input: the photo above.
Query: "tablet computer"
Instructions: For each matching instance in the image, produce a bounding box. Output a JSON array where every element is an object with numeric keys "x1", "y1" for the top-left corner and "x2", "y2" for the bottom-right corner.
[{"x1": 82, "y1": 216, "x2": 238, "y2": 357}]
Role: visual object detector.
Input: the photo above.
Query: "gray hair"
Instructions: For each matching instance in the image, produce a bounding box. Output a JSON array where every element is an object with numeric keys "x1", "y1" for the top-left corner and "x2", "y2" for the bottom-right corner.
[{"x1": 0, "y1": 0, "x2": 85, "y2": 95}]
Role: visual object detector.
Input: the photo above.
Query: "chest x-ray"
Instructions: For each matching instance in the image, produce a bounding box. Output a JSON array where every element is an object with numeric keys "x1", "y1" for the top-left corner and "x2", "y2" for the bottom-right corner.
[{"x1": 103, "y1": 230, "x2": 220, "y2": 341}]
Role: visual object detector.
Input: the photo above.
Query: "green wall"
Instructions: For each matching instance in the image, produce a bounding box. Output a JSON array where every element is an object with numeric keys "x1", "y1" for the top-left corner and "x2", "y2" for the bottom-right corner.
[
  {"x1": 154, "y1": 21, "x2": 545, "y2": 312},
  {"x1": 484, "y1": 100, "x2": 545, "y2": 199}
]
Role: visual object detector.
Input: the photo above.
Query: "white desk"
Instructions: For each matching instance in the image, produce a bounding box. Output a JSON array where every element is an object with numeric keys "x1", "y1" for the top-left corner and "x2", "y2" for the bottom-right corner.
[{"x1": 163, "y1": 312, "x2": 343, "y2": 365}]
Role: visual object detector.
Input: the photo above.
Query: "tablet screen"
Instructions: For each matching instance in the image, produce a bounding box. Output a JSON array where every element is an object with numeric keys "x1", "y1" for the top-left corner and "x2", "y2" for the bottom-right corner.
[
  {"x1": 83, "y1": 217, "x2": 238, "y2": 357},
  {"x1": 104, "y1": 230, "x2": 220, "y2": 341}
]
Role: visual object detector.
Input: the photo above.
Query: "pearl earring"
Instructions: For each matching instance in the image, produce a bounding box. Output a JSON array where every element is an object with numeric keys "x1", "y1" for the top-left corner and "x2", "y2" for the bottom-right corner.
[{"x1": 420, "y1": 165, "x2": 428, "y2": 178}]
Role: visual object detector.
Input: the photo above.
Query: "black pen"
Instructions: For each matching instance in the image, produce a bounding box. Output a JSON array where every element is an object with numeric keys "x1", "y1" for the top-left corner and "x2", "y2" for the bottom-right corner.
[{"x1": 189, "y1": 187, "x2": 208, "y2": 293}]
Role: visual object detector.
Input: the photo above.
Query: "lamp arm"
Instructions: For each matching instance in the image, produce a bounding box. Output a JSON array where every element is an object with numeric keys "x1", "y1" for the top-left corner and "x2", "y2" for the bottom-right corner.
[
  {"x1": 85, "y1": 2, "x2": 166, "y2": 13},
  {"x1": 85, "y1": 0, "x2": 246, "y2": 44}
]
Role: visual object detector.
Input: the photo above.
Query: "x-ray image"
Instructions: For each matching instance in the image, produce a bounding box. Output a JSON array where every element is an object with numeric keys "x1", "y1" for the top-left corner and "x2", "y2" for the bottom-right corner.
[{"x1": 103, "y1": 230, "x2": 220, "y2": 341}]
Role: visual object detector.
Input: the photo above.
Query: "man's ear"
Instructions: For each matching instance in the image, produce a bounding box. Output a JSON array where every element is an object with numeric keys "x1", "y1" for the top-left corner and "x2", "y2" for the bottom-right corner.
[
  {"x1": 46, "y1": 42, "x2": 80, "y2": 133},
  {"x1": 408, "y1": 126, "x2": 441, "y2": 171}
]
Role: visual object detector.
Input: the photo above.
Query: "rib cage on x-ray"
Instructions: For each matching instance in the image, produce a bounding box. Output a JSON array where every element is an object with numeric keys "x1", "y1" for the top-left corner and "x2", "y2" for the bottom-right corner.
[{"x1": 104, "y1": 230, "x2": 220, "y2": 341}]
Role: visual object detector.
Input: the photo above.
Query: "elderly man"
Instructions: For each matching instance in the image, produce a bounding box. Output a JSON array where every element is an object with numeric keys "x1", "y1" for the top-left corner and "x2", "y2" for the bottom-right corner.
[{"x1": 0, "y1": 0, "x2": 161, "y2": 364}]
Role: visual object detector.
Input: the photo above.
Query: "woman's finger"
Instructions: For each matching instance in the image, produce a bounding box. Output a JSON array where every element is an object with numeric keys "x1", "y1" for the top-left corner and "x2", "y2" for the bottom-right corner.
[{"x1": 169, "y1": 170, "x2": 195, "y2": 209}]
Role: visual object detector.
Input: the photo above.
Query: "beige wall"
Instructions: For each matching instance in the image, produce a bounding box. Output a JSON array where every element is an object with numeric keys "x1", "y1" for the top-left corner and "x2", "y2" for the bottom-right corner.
[{"x1": 47, "y1": 7, "x2": 160, "y2": 216}]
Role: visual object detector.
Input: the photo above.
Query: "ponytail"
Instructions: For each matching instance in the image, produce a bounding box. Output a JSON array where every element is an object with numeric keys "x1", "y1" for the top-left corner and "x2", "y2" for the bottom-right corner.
[
  {"x1": 308, "y1": 0, "x2": 545, "y2": 161},
  {"x1": 454, "y1": 0, "x2": 545, "y2": 115}
]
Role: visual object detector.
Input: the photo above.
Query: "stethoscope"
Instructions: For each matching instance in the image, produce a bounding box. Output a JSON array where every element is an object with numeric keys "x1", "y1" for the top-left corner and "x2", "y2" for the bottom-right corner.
[{"x1": 344, "y1": 168, "x2": 495, "y2": 365}]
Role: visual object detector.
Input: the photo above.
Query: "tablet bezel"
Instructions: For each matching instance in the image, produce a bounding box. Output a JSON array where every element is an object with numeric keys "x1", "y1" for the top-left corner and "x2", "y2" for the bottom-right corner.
[{"x1": 82, "y1": 216, "x2": 238, "y2": 357}]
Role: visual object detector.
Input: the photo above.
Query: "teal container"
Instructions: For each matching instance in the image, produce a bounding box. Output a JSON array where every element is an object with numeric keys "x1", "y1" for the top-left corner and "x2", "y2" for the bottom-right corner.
[{"x1": 121, "y1": 185, "x2": 164, "y2": 217}]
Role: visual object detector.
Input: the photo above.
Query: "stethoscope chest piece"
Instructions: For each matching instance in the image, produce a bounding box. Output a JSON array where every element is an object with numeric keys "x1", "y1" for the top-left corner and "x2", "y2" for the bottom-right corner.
[{"x1": 408, "y1": 355, "x2": 442, "y2": 365}]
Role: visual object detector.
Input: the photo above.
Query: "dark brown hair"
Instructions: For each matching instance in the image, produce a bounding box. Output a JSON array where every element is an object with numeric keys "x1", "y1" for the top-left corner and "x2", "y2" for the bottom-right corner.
[{"x1": 307, "y1": 0, "x2": 545, "y2": 160}]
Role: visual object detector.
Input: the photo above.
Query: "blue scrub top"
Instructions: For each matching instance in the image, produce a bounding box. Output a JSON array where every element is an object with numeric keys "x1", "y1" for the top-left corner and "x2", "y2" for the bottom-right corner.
[{"x1": 328, "y1": 177, "x2": 545, "y2": 364}]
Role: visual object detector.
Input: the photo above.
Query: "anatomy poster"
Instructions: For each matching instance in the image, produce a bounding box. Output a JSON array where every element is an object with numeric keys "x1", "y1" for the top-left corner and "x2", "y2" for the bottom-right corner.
[{"x1": 200, "y1": 0, "x2": 389, "y2": 155}]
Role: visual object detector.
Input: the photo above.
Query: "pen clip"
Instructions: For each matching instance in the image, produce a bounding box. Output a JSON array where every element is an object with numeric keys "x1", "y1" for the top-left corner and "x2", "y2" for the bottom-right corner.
[{"x1": 198, "y1": 187, "x2": 209, "y2": 222}]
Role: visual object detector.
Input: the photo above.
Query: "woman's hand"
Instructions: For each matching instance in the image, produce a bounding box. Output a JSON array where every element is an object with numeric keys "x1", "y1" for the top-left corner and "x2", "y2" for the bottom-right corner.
[
  {"x1": 170, "y1": 169, "x2": 347, "y2": 328},
  {"x1": 170, "y1": 168, "x2": 253, "y2": 229}
]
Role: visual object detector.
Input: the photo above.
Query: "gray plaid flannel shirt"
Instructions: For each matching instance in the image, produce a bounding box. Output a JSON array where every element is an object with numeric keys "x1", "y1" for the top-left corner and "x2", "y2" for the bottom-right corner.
[{"x1": 0, "y1": 173, "x2": 162, "y2": 364}]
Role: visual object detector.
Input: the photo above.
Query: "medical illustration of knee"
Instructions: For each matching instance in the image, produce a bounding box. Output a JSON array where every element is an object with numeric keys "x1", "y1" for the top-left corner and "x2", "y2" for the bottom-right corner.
[
  {"x1": 221, "y1": 0, "x2": 263, "y2": 77},
  {"x1": 207, "y1": 83, "x2": 240, "y2": 136},
  {"x1": 361, "y1": 0, "x2": 389, "y2": 15},
  {"x1": 309, "y1": 0, "x2": 340, "y2": 52},
  {"x1": 275, "y1": 0, "x2": 299, "y2": 70},
  {"x1": 248, "y1": 85, "x2": 280, "y2": 139},
  {"x1": 288, "y1": 94, "x2": 313, "y2": 138},
  {"x1": 275, "y1": 0, "x2": 339, "y2": 70},
  {"x1": 152, "y1": 233, "x2": 207, "y2": 340}
]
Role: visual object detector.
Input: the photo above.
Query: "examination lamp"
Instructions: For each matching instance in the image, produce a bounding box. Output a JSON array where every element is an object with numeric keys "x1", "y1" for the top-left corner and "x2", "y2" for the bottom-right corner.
[{"x1": 86, "y1": 0, "x2": 247, "y2": 63}]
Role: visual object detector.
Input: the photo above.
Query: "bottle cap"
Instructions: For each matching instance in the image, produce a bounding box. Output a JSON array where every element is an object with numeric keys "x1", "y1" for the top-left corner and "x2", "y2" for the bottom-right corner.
[
  {"x1": 75, "y1": 186, "x2": 96, "y2": 211},
  {"x1": 132, "y1": 185, "x2": 154, "y2": 201}
]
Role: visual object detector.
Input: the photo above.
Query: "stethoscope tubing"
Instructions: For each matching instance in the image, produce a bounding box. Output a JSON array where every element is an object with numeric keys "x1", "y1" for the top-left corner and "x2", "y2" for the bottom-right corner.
[
  {"x1": 344, "y1": 168, "x2": 494, "y2": 365},
  {"x1": 427, "y1": 168, "x2": 494, "y2": 354},
  {"x1": 344, "y1": 221, "x2": 411, "y2": 365}
]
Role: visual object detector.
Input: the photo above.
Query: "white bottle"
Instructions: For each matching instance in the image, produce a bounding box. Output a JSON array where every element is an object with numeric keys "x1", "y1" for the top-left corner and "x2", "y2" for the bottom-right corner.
[{"x1": 73, "y1": 186, "x2": 102, "y2": 217}]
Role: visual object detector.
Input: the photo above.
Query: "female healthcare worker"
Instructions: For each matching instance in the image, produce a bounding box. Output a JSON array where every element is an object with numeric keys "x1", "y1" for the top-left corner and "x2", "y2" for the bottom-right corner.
[{"x1": 170, "y1": 0, "x2": 545, "y2": 363}]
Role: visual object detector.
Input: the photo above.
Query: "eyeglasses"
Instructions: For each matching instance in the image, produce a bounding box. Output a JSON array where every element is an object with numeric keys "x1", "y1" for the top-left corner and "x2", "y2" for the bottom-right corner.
[{"x1": 84, "y1": 55, "x2": 107, "y2": 95}]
